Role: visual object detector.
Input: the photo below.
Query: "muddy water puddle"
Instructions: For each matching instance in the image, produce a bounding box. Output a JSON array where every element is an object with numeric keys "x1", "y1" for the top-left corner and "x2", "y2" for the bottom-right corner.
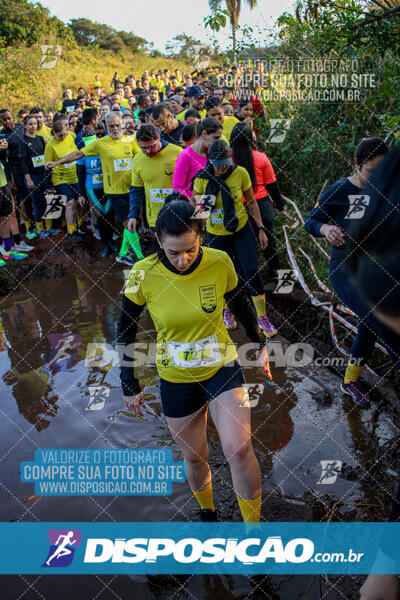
[{"x1": 0, "y1": 265, "x2": 397, "y2": 599}]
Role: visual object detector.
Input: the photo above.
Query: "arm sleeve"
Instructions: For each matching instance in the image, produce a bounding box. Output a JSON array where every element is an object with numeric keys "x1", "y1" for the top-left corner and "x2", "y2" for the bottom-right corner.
[
  {"x1": 304, "y1": 185, "x2": 338, "y2": 237},
  {"x1": 265, "y1": 181, "x2": 284, "y2": 211},
  {"x1": 172, "y1": 151, "x2": 190, "y2": 197},
  {"x1": 116, "y1": 295, "x2": 145, "y2": 396},
  {"x1": 18, "y1": 140, "x2": 30, "y2": 176},
  {"x1": 128, "y1": 186, "x2": 145, "y2": 219}
]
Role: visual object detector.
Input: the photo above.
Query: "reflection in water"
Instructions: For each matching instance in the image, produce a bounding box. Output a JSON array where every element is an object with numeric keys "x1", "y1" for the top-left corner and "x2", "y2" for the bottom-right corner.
[{"x1": 0, "y1": 267, "x2": 390, "y2": 599}]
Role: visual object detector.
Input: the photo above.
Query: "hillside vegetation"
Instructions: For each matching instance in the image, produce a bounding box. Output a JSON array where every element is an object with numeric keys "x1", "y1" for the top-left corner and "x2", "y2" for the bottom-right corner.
[
  {"x1": 0, "y1": 0, "x2": 189, "y2": 111},
  {"x1": 1, "y1": 44, "x2": 189, "y2": 112}
]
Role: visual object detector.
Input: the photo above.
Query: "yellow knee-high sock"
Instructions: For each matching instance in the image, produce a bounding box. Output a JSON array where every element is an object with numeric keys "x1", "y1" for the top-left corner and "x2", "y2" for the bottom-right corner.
[
  {"x1": 344, "y1": 362, "x2": 363, "y2": 384},
  {"x1": 77, "y1": 215, "x2": 83, "y2": 228},
  {"x1": 192, "y1": 482, "x2": 215, "y2": 511},
  {"x1": 237, "y1": 494, "x2": 261, "y2": 522},
  {"x1": 45, "y1": 219, "x2": 53, "y2": 231},
  {"x1": 67, "y1": 223, "x2": 77, "y2": 234},
  {"x1": 36, "y1": 221, "x2": 44, "y2": 232},
  {"x1": 251, "y1": 294, "x2": 266, "y2": 319}
]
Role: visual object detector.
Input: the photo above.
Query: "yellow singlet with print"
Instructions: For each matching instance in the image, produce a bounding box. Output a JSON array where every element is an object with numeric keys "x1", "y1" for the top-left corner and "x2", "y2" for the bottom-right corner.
[
  {"x1": 124, "y1": 247, "x2": 238, "y2": 383},
  {"x1": 131, "y1": 143, "x2": 182, "y2": 227},
  {"x1": 44, "y1": 133, "x2": 78, "y2": 185},
  {"x1": 81, "y1": 135, "x2": 137, "y2": 195}
]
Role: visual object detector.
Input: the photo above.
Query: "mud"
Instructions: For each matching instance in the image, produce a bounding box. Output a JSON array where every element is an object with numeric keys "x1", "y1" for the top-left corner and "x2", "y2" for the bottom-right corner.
[{"x1": 0, "y1": 236, "x2": 399, "y2": 599}]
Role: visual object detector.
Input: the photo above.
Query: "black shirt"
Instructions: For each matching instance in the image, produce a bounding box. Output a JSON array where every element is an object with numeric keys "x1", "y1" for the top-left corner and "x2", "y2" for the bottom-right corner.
[
  {"x1": 160, "y1": 120, "x2": 186, "y2": 147},
  {"x1": 1, "y1": 123, "x2": 24, "y2": 164},
  {"x1": 18, "y1": 135, "x2": 46, "y2": 175}
]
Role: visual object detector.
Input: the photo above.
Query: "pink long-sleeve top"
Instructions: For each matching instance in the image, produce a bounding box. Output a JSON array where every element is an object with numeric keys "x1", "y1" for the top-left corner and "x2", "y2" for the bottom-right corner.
[{"x1": 172, "y1": 146, "x2": 207, "y2": 199}]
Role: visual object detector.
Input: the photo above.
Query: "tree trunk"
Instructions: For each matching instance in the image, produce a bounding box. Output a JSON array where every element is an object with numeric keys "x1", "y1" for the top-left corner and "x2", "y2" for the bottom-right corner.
[{"x1": 232, "y1": 22, "x2": 237, "y2": 63}]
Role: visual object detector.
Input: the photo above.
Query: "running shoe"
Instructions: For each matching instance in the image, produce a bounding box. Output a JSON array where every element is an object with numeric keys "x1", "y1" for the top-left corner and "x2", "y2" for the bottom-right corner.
[
  {"x1": 107, "y1": 242, "x2": 119, "y2": 252},
  {"x1": 112, "y1": 232, "x2": 120, "y2": 240},
  {"x1": 38, "y1": 230, "x2": 49, "y2": 239},
  {"x1": 84, "y1": 219, "x2": 95, "y2": 232},
  {"x1": 0, "y1": 258, "x2": 6, "y2": 268},
  {"x1": 100, "y1": 246, "x2": 110, "y2": 258},
  {"x1": 1, "y1": 247, "x2": 28, "y2": 260},
  {"x1": 223, "y1": 307, "x2": 238, "y2": 330},
  {"x1": 47, "y1": 228, "x2": 62, "y2": 235},
  {"x1": 340, "y1": 382, "x2": 370, "y2": 407},
  {"x1": 93, "y1": 229, "x2": 101, "y2": 240},
  {"x1": 14, "y1": 241, "x2": 34, "y2": 252},
  {"x1": 197, "y1": 509, "x2": 218, "y2": 522},
  {"x1": 258, "y1": 315, "x2": 277, "y2": 338},
  {"x1": 116, "y1": 254, "x2": 136, "y2": 266},
  {"x1": 26, "y1": 227, "x2": 38, "y2": 240},
  {"x1": 66, "y1": 232, "x2": 83, "y2": 243},
  {"x1": 128, "y1": 247, "x2": 143, "y2": 261}
]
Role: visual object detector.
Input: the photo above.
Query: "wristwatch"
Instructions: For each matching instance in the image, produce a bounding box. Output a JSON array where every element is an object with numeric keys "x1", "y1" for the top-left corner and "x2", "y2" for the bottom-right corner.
[{"x1": 258, "y1": 225, "x2": 267, "y2": 232}]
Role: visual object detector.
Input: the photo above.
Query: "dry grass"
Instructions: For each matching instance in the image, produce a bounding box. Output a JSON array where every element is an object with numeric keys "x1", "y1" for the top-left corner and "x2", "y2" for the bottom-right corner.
[{"x1": 1, "y1": 43, "x2": 190, "y2": 112}]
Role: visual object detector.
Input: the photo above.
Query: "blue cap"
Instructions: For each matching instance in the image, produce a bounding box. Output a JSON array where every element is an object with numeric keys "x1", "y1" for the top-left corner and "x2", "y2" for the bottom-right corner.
[{"x1": 187, "y1": 85, "x2": 205, "y2": 98}]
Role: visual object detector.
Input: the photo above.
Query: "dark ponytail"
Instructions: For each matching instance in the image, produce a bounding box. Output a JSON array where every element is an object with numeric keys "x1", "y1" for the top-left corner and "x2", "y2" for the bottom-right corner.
[{"x1": 230, "y1": 122, "x2": 256, "y2": 186}]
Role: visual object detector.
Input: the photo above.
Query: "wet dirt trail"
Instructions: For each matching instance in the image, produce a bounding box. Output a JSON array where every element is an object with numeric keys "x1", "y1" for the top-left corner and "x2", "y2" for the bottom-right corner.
[{"x1": 0, "y1": 261, "x2": 399, "y2": 599}]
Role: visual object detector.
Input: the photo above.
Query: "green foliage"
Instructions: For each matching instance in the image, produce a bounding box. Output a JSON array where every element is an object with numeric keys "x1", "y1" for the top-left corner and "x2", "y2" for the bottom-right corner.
[
  {"x1": 251, "y1": 0, "x2": 400, "y2": 289},
  {"x1": 0, "y1": 0, "x2": 72, "y2": 47},
  {"x1": 204, "y1": 8, "x2": 230, "y2": 32},
  {"x1": 165, "y1": 33, "x2": 202, "y2": 58},
  {"x1": 69, "y1": 18, "x2": 147, "y2": 54}
]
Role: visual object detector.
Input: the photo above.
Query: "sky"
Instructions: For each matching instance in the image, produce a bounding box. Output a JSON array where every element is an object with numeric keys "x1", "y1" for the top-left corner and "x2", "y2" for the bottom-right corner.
[{"x1": 41, "y1": 0, "x2": 295, "y2": 52}]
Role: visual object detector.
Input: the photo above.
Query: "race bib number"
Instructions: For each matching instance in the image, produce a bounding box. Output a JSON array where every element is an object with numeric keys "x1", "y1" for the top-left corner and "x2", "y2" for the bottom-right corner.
[
  {"x1": 150, "y1": 188, "x2": 173, "y2": 204},
  {"x1": 32, "y1": 155, "x2": 45, "y2": 168},
  {"x1": 65, "y1": 161, "x2": 77, "y2": 168},
  {"x1": 114, "y1": 158, "x2": 132, "y2": 172},
  {"x1": 210, "y1": 208, "x2": 224, "y2": 224},
  {"x1": 168, "y1": 335, "x2": 221, "y2": 368},
  {"x1": 66, "y1": 105, "x2": 75, "y2": 114},
  {"x1": 92, "y1": 173, "x2": 103, "y2": 184}
]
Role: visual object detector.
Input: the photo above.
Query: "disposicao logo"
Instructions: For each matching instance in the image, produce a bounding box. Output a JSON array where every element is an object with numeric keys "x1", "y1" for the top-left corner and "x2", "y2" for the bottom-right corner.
[
  {"x1": 42, "y1": 529, "x2": 82, "y2": 567},
  {"x1": 83, "y1": 536, "x2": 315, "y2": 565}
]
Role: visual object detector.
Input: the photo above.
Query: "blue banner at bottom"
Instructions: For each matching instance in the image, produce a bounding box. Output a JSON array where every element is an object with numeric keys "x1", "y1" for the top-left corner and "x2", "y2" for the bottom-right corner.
[{"x1": 0, "y1": 522, "x2": 398, "y2": 574}]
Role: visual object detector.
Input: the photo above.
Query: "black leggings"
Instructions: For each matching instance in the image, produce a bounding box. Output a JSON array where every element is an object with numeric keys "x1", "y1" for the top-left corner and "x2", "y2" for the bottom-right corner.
[
  {"x1": 257, "y1": 196, "x2": 279, "y2": 274},
  {"x1": 330, "y1": 260, "x2": 400, "y2": 369},
  {"x1": 206, "y1": 219, "x2": 265, "y2": 297},
  {"x1": 87, "y1": 188, "x2": 114, "y2": 246}
]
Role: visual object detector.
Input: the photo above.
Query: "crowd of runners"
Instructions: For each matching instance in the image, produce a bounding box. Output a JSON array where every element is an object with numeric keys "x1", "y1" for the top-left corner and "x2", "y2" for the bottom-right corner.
[{"x1": 1, "y1": 64, "x2": 399, "y2": 597}]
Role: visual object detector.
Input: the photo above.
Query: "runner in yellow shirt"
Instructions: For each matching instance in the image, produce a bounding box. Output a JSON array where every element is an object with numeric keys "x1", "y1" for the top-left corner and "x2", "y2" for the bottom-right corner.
[
  {"x1": 192, "y1": 139, "x2": 277, "y2": 338},
  {"x1": 45, "y1": 112, "x2": 143, "y2": 263},
  {"x1": 30, "y1": 107, "x2": 51, "y2": 141},
  {"x1": 205, "y1": 96, "x2": 239, "y2": 142},
  {"x1": 44, "y1": 120, "x2": 85, "y2": 241},
  {"x1": 127, "y1": 124, "x2": 182, "y2": 248},
  {"x1": 176, "y1": 85, "x2": 206, "y2": 120},
  {"x1": 118, "y1": 194, "x2": 270, "y2": 522}
]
